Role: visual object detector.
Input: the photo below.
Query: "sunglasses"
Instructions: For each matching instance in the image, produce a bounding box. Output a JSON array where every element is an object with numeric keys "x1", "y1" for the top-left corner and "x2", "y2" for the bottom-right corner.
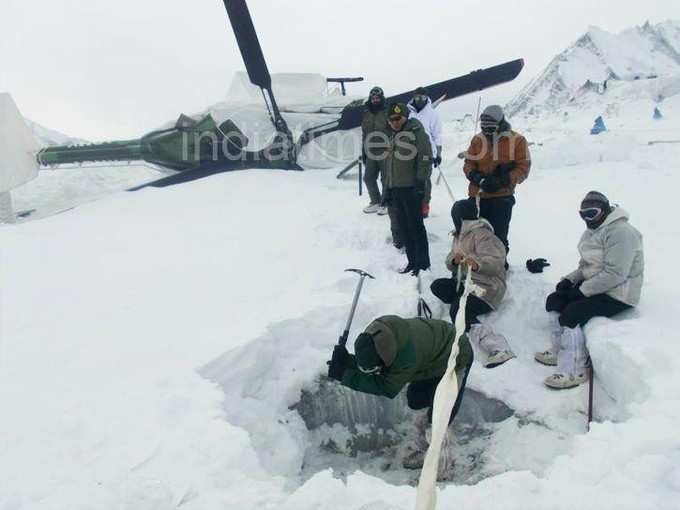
[
  {"x1": 388, "y1": 115, "x2": 404, "y2": 123},
  {"x1": 579, "y1": 207, "x2": 602, "y2": 221}
]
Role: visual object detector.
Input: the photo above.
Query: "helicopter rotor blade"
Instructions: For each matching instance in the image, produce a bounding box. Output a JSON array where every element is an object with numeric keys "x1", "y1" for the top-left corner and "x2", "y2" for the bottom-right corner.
[{"x1": 222, "y1": 0, "x2": 271, "y2": 90}]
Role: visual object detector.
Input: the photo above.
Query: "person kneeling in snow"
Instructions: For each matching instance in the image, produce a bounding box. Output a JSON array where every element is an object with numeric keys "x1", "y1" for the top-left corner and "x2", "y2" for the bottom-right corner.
[
  {"x1": 535, "y1": 191, "x2": 644, "y2": 390},
  {"x1": 327, "y1": 316, "x2": 473, "y2": 472},
  {"x1": 430, "y1": 198, "x2": 516, "y2": 368}
]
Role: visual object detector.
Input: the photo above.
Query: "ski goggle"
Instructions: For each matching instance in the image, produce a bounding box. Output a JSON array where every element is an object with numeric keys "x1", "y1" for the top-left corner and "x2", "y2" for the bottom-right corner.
[
  {"x1": 579, "y1": 207, "x2": 603, "y2": 221},
  {"x1": 370, "y1": 87, "x2": 384, "y2": 97},
  {"x1": 413, "y1": 94, "x2": 428, "y2": 103}
]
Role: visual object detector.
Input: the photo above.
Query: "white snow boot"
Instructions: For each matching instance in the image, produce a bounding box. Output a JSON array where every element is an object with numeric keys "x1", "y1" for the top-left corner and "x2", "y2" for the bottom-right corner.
[
  {"x1": 544, "y1": 371, "x2": 588, "y2": 390},
  {"x1": 363, "y1": 203, "x2": 381, "y2": 214},
  {"x1": 469, "y1": 324, "x2": 516, "y2": 368},
  {"x1": 377, "y1": 205, "x2": 388, "y2": 215},
  {"x1": 485, "y1": 349, "x2": 516, "y2": 368},
  {"x1": 535, "y1": 313, "x2": 562, "y2": 366},
  {"x1": 534, "y1": 350, "x2": 557, "y2": 366},
  {"x1": 545, "y1": 325, "x2": 589, "y2": 390}
]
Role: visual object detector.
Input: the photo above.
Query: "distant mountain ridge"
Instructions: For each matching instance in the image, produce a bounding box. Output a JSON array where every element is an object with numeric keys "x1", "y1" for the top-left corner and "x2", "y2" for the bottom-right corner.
[{"x1": 507, "y1": 20, "x2": 680, "y2": 116}]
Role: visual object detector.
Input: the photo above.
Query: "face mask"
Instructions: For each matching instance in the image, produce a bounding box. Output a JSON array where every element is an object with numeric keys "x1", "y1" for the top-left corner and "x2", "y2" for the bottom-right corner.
[{"x1": 413, "y1": 95, "x2": 428, "y2": 110}]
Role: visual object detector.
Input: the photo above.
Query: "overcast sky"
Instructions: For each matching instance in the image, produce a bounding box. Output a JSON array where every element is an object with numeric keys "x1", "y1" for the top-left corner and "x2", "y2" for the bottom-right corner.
[{"x1": 2, "y1": 0, "x2": 680, "y2": 141}]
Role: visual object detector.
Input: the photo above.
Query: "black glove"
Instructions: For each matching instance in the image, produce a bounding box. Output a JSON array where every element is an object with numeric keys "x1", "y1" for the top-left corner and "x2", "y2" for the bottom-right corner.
[
  {"x1": 495, "y1": 162, "x2": 515, "y2": 175},
  {"x1": 327, "y1": 345, "x2": 350, "y2": 381},
  {"x1": 555, "y1": 279, "x2": 574, "y2": 293},
  {"x1": 433, "y1": 155, "x2": 442, "y2": 168},
  {"x1": 526, "y1": 258, "x2": 551, "y2": 274},
  {"x1": 415, "y1": 180, "x2": 426, "y2": 197},
  {"x1": 381, "y1": 188, "x2": 392, "y2": 206},
  {"x1": 479, "y1": 175, "x2": 502, "y2": 193},
  {"x1": 568, "y1": 285, "x2": 585, "y2": 301},
  {"x1": 468, "y1": 170, "x2": 484, "y2": 186}
]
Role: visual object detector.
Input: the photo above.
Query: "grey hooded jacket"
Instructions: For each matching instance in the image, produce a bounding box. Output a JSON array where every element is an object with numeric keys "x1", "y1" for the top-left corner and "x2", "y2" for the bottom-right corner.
[
  {"x1": 565, "y1": 207, "x2": 644, "y2": 306},
  {"x1": 445, "y1": 219, "x2": 507, "y2": 309}
]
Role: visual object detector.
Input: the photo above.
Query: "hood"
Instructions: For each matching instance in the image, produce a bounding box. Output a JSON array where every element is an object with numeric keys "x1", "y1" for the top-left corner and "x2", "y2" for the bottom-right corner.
[
  {"x1": 364, "y1": 319, "x2": 398, "y2": 367},
  {"x1": 594, "y1": 206, "x2": 629, "y2": 231},
  {"x1": 407, "y1": 97, "x2": 433, "y2": 114},
  {"x1": 458, "y1": 218, "x2": 494, "y2": 237}
]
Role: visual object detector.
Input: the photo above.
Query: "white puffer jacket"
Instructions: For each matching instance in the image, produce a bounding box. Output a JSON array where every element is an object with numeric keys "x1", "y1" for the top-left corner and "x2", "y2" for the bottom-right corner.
[
  {"x1": 407, "y1": 98, "x2": 442, "y2": 157},
  {"x1": 565, "y1": 207, "x2": 644, "y2": 306}
]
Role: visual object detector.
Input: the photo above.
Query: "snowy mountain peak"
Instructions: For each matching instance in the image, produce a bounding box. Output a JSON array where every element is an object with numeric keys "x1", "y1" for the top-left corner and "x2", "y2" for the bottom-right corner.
[{"x1": 507, "y1": 20, "x2": 680, "y2": 117}]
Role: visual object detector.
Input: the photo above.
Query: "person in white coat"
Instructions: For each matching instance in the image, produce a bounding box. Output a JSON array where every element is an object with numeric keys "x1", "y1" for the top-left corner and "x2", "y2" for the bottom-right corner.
[
  {"x1": 535, "y1": 191, "x2": 644, "y2": 389},
  {"x1": 407, "y1": 87, "x2": 443, "y2": 218}
]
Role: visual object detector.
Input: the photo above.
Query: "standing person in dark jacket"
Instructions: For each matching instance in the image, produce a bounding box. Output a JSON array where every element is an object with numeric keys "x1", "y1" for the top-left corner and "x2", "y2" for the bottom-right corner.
[
  {"x1": 462, "y1": 105, "x2": 531, "y2": 260},
  {"x1": 327, "y1": 316, "x2": 473, "y2": 473},
  {"x1": 383, "y1": 103, "x2": 433, "y2": 275},
  {"x1": 361, "y1": 86, "x2": 389, "y2": 214}
]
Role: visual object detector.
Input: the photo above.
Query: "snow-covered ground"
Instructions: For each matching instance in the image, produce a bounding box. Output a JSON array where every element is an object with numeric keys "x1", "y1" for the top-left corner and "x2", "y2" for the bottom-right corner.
[{"x1": 3, "y1": 69, "x2": 680, "y2": 510}]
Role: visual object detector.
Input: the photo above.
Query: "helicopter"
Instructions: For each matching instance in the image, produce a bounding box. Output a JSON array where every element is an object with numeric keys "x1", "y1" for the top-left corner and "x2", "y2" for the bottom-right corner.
[{"x1": 31, "y1": 0, "x2": 525, "y2": 189}]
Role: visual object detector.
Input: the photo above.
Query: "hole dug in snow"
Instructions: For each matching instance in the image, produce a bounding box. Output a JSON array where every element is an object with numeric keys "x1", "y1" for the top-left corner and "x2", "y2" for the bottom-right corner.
[
  {"x1": 293, "y1": 377, "x2": 515, "y2": 485},
  {"x1": 199, "y1": 306, "x2": 603, "y2": 488}
]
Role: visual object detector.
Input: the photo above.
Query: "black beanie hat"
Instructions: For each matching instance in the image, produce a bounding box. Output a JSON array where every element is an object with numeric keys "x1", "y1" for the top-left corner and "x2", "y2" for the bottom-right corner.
[
  {"x1": 582, "y1": 190, "x2": 610, "y2": 209},
  {"x1": 451, "y1": 198, "x2": 478, "y2": 233}
]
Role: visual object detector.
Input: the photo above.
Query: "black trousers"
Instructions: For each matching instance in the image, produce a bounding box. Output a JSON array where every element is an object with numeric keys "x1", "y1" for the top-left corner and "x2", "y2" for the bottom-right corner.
[
  {"x1": 392, "y1": 187, "x2": 430, "y2": 270},
  {"x1": 546, "y1": 288, "x2": 631, "y2": 329},
  {"x1": 430, "y1": 278, "x2": 492, "y2": 331},
  {"x1": 406, "y1": 361, "x2": 473, "y2": 424},
  {"x1": 479, "y1": 196, "x2": 515, "y2": 253}
]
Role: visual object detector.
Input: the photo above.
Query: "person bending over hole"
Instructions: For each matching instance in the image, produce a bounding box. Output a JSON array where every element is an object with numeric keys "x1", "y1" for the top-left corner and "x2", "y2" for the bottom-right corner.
[{"x1": 327, "y1": 316, "x2": 473, "y2": 477}]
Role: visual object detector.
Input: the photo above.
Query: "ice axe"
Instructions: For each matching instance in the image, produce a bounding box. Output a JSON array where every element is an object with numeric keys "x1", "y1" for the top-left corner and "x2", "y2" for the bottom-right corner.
[{"x1": 337, "y1": 268, "x2": 375, "y2": 346}]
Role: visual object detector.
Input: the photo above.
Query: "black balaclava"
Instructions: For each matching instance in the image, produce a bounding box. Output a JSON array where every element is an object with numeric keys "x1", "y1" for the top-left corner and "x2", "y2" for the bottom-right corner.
[
  {"x1": 368, "y1": 86, "x2": 385, "y2": 112},
  {"x1": 579, "y1": 191, "x2": 612, "y2": 229},
  {"x1": 412, "y1": 86, "x2": 429, "y2": 112},
  {"x1": 480, "y1": 105, "x2": 505, "y2": 138},
  {"x1": 451, "y1": 198, "x2": 479, "y2": 234}
]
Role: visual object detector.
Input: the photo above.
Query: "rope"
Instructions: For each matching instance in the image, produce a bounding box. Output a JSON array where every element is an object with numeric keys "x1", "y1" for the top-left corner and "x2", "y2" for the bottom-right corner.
[{"x1": 415, "y1": 270, "x2": 484, "y2": 510}]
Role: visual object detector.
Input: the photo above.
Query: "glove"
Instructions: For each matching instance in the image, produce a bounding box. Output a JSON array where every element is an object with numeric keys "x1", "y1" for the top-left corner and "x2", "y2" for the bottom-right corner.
[
  {"x1": 494, "y1": 163, "x2": 514, "y2": 187},
  {"x1": 495, "y1": 162, "x2": 515, "y2": 175},
  {"x1": 479, "y1": 175, "x2": 502, "y2": 193},
  {"x1": 526, "y1": 258, "x2": 551, "y2": 274},
  {"x1": 327, "y1": 345, "x2": 350, "y2": 381},
  {"x1": 568, "y1": 286, "x2": 585, "y2": 301},
  {"x1": 468, "y1": 170, "x2": 484, "y2": 186},
  {"x1": 381, "y1": 188, "x2": 392, "y2": 206},
  {"x1": 433, "y1": 155, "x2": 442, "y2": 168},
  {"x1": 555, "y1": 279, "x2": 574, "y2": 293},
  {"x1": 415, "y1": 180, "x2": 426, "y2": 198}
]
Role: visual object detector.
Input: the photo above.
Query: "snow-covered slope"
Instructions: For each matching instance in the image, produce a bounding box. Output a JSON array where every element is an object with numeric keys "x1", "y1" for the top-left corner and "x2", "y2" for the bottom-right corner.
[
  {"x1": 507, "y1": 20, "x2": 680, "y2": 116},
  {"x1": 2, "y1": 83, "x2": 680, "y2": 510}
]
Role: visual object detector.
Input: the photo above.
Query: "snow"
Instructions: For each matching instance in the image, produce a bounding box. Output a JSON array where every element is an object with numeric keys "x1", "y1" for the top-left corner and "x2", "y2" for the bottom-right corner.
[
  {"x1": 507, "y1": 20, "x2": 680, "y2": 116},
  {"x1": 3, "y1": 39, "x2": 680, "y2": 510}
]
